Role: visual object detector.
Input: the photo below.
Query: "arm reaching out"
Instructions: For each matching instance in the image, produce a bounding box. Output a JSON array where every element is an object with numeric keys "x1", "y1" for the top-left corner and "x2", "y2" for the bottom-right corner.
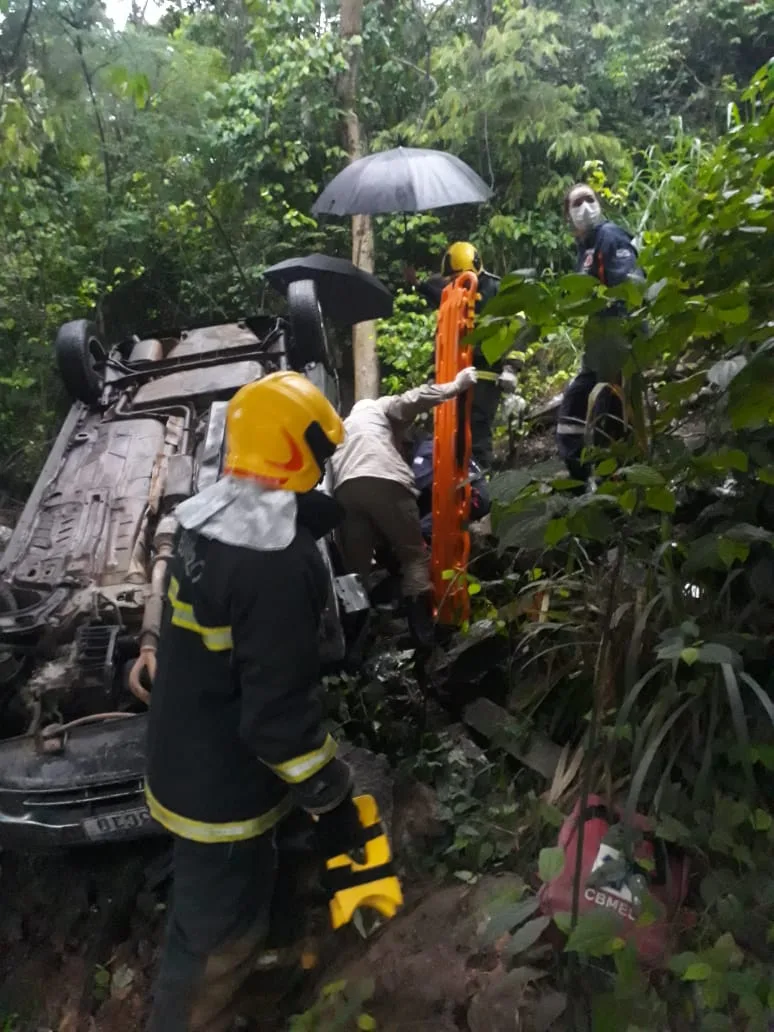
[{"x1": 381, "y1": 367, "x2": 478, "y2": 423}]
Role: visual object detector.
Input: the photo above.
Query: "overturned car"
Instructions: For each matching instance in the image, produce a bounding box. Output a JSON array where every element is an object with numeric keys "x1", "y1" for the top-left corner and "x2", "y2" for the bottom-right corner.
[{"x1": 0, "y1": 279, "x2": 369, "y2": 849}]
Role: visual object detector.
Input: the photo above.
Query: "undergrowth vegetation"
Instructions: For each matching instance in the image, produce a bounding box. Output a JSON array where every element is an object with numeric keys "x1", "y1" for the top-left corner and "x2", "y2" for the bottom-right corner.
[{"x1": 317, "y1": 61, "x2": 774, "y2": 1031}]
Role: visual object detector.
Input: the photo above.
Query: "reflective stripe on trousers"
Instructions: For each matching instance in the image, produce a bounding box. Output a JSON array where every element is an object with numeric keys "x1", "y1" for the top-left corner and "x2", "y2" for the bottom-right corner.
[
  {"x1": 268, "y1": 733, "x2": 338, "y2": 784},
  {"x1": 556, "y1": 419, "x2": 586, "y2": 436}
]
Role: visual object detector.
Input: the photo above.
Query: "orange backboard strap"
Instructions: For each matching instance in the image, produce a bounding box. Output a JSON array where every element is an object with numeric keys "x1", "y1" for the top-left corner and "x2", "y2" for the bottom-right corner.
[{"x1": 431, "y1": 271, "x2": 478, "y2": 627}]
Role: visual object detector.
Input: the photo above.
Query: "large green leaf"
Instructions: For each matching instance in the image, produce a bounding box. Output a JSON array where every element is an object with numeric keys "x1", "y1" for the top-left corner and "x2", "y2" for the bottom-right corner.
[
  {"x1": 538, "y1": 846, "x2": 565, "y2": 883},
  {"x1": 565, "y1": 910, "x2": 621, "y2": 957}
]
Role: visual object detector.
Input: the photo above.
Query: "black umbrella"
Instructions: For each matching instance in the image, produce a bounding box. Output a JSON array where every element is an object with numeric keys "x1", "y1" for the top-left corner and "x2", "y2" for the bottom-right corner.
[
  {"x1": 263, "y1": 254, "x2": 393, "y2": 325},
  {"x1": 312, "y1": 147, "x2": 492, "y2": 216}
]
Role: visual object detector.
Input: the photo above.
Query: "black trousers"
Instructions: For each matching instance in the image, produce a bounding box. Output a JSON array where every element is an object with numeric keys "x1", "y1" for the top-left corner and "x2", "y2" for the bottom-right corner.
[
  {"x1": 470, "y1": 378, "x2": 500, "y2": 470},
  {"x1": 148, "y1": 833, "x2": 276, "y2": 1032},
  {"x1": 556, "y1": 369, "x2": 624, "y2": 482},
  {"x1": 556, "y1": 370, "x2": 596, "y2": 481}
]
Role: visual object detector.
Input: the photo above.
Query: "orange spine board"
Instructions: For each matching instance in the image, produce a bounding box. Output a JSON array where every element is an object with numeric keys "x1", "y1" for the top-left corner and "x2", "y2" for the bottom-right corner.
[{"x1": 431, "y1": 271, "x2": 477, "y2": 626}]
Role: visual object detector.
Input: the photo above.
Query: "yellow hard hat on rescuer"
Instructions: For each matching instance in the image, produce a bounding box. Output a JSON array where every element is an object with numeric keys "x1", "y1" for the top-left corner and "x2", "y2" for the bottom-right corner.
[
  {"x1": 224, "y1": 371, "x2": 344, "y2": 493},
  {"x1": 441, "y1": 241, "x2": 483, "y2": 278}
]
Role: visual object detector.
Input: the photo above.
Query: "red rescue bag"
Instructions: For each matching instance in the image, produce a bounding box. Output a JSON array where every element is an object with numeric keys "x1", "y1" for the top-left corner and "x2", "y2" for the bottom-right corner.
[{"x1": 538, "y1": 795, "x2": 690, "y2": 965}]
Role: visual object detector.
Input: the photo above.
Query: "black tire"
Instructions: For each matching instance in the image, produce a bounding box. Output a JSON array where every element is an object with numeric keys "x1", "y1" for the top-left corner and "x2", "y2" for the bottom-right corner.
[
  {"x1": 55, "y1": 320, "x2": 106, "y2": 404},
  {"x1": 286, "y1": 279, "x2": 331, "y2": 369}
]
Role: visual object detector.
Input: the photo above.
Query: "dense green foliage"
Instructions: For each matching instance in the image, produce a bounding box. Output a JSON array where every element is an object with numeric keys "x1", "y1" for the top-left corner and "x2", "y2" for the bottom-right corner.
[
  {"x1": 0, "y1": 0, "x2": 771, "y2": 489},
  {"x1": 474, "y1": 60, "x2": 774, "y2": 1030}
]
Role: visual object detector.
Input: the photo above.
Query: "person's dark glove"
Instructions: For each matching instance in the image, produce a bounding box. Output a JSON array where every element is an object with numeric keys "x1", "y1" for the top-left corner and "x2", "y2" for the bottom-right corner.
[
  {"x1": 315, "y1": 792, "x2": 365, "y2": 859},
  {"x1": 291, "y1": 756, "x2": 353, "y2": 816},
  {"x1": 295, "y1": 490, "x2": 345, "y2": 540}
]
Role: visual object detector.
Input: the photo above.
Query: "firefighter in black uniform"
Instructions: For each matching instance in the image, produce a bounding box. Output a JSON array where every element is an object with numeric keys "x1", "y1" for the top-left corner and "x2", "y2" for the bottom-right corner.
[
  {"x1": 406, "y1": 242, "x2": 521, "y2": 471},
  {"x1": 556, "y1": 184, "x2": 645, "y2": 483},
  {"x1": 145, "y1": 372, "x2": 364, "y2": 1032}
]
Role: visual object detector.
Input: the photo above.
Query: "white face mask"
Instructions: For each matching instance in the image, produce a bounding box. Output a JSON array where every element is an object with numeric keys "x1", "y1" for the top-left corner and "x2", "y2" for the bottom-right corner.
[{"x1": 569, "y1": 198, "x2": 602, "y2": 234}]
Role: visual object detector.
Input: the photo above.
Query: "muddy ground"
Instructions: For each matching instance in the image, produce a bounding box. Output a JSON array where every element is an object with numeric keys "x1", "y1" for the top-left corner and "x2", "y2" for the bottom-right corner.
[
  {"x1": 0, "y1": 841, "x2": 566, "y2": 1032},
  {"x1": 0, "y1": 843, "x2": 168, "y2": 1031}
]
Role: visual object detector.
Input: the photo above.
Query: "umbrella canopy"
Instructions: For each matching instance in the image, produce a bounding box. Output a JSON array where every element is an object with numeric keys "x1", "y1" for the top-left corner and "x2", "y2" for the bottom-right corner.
[
  {"x1": 312, "y1": 147, "x2": 492, "y2": 216},
  {"x1": 263, "y1": 254, "x2": 393, "y2": 325}
]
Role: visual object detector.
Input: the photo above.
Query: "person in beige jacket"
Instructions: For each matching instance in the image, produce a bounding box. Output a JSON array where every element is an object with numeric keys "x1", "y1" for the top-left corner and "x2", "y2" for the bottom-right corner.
[{"x1": 332, "y1": 366, "x2": 477, "y2": 650}]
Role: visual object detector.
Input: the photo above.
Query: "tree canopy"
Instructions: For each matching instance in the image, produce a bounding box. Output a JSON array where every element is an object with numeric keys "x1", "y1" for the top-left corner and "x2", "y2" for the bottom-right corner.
[{"x1": 0, "y1": 0, "x2": 771, "y2": 488}]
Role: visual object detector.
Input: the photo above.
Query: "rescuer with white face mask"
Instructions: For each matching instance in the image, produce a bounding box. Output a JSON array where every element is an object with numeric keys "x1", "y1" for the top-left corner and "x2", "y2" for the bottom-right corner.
[{"x1": 556, "y1": 184, "x2": 645, "y2": 485}]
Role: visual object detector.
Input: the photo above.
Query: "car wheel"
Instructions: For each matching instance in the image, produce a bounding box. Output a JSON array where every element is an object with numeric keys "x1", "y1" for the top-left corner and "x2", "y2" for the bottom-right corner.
[
  {"x1": 287, "y1": 279, "x2": 332, "y2": 369},
  {"x1": 55, "y1": 320, "x2": 106, "y2": 404}
]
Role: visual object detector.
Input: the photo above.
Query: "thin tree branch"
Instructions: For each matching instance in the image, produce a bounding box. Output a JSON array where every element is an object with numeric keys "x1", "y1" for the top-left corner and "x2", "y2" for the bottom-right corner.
[
  {"x1": 73, "y1": 33, "x2": 112, "y2": 198},
  {"x1": 2, "y1": 0, "x2": 34, "y2": 75},
  {"x1": 0, "y1": 0, "x2": 35, "y2": 109},
  {"x1": 392, "y1": 54, "x2": 438, "y2": 96},
  {"x1": 202, "y1": 196, "x2": 255, "y2": 304}
]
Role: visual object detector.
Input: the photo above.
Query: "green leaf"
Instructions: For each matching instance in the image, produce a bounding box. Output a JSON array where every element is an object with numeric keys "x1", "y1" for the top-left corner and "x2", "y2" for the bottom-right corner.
[
  {"x1": 357, "y1": 1015, "x2": 376, "y2": 1031},
  {"x1": 721, "y1": 665, "x2": 755, "y2": 792},
  {"x1": 727, "y1": 356, "x2": 774, "y2": 429},
  {"x1": 669, "y1": 951, "x2": 700, "y2": 975},
  {"x1": 505, "y1": 916, "x2": 551, "y2": 957},
  {"x1": 645, "y1": 485, "x2": 676, "y2": 513},
  {"x1": 488, "y1": 470, "x2": 532, "y2": 503},
  {"x1": 553, "y1": 912, "x2": 572, "y2": 935},
  {"x1": 620, "y1": 464, "x2": 665, "y2": 486},
  {"x1": 684, "y1": 534, "x2": 726, "y2": 573},
  {"x1": 751, "y1": 808, "x2": 772, "y2": 831},
  {"x1": 538, "y1": 846, "x2": 565, "y2": 883},
  {"x1": 655, "y1": 815, "x2": 691, "y2": 843},
  {"x1": 595, "y1": 457, "x2": 617, "y2": 477},
  {"x1": 558, "y1": 272, "x2": 598, "y2": 298},
  {"x1": 714, "y1": 304, "x2": 750, "y2": 325},
  {"x1": 682, "y1": 962, "x2": 713, "y2": 981},
  {"x1": 618, "y1": 488, "x2": 637, "y2": 514},
  {"x1": 699, "y1": 1013, "x2": 732, "y2": 1031},
  {"x1": 717, "y1": 537, "x2": 749, "y2": 568},
  {"x1": 680, "y1": 647, "x2": 699, "y2": 666},
  {"x1": 482, "y1": 897, "x2": 540, "y2": 945},
  {"x1": 565, "y1": 910, "x2": 620, "y2": 958},
  {"x1": 697, "y1": 644, "x2": 739, "y2": 667},
  {"x1": 583, "y1": 326, "x2": 630, "y2": 381},
  {"x1": 726, "y1": 523, "x2": 774, "y2": 545},
  {"x1": 544, "y1": 518, "x2": 569, "y2": 547},
  {"x1": 94, "y1": 969, "x2": 111, "y2": 988},
  {"x1": 322, "y1": 979, "x2": 347, "y2": 998},
  {"x1": 592, "y1": 993, "x2": 633, "y2": 1032},
  {"x1": 567, "y1": 501, "x2": 615, "y2": 541}
]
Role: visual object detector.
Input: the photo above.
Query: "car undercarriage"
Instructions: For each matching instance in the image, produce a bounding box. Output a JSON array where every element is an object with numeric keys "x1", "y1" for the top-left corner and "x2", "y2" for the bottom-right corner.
[{"x1": 0, "y1": 291, "x2": 368, "y2": 849}]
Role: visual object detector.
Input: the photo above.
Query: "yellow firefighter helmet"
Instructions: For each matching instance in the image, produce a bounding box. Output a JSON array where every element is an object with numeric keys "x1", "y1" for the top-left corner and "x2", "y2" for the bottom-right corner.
[
  {"x1": 441, "y1": 241, "x2": 483, "y2": 278},
  {"x1": 224, "y1": 371, "x2": 344, "y2": 492}
]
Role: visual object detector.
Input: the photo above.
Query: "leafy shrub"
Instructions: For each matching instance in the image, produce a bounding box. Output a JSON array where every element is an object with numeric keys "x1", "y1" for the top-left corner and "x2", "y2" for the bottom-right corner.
[
  {"x1": 376, "y1": 290, "x2": 435, "y2": 395},
  {"x1": 476, "y1": 60, "x2": 774, "y2": 1030}
]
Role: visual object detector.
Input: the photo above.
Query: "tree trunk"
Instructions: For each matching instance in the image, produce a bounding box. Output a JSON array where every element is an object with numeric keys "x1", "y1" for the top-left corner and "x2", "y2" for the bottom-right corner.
[{"x1": 339, "y1": 0, "x2": 379, "y2": 400}]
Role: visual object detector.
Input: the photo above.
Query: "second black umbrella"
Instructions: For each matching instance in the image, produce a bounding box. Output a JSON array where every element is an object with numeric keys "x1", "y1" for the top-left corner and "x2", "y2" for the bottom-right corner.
[{"x1": 263, "y1": 253, "x2": 393, "y2": 325}]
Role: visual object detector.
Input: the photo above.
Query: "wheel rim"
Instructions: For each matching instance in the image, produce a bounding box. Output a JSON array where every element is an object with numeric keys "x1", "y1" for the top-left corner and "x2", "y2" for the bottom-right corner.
[{"x1": 87, "y1": 336, "x2": 107, "y2": 381}]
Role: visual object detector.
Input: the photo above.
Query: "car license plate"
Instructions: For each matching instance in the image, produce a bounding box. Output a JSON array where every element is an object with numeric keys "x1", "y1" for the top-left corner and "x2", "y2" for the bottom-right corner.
[{"x1": 82, "y1": 806, "x2": 153, "y2": 841}]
